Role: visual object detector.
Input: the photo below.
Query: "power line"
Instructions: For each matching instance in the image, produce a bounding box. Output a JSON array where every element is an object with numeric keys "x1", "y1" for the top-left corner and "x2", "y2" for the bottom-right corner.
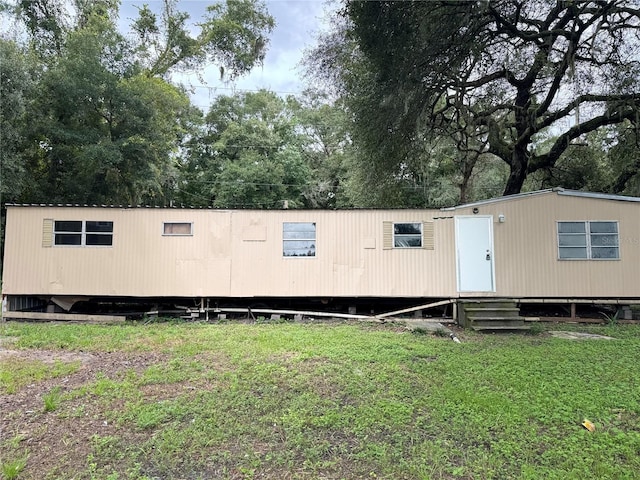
[{"x1": 179, "y1": 83, "x2": 302, "y2": 97}]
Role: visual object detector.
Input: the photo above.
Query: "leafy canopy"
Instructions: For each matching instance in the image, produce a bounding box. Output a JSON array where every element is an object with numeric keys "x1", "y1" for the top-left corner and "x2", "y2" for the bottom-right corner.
[{"x1": 318, "y1": 0, "x2": 640, "y2": 196}]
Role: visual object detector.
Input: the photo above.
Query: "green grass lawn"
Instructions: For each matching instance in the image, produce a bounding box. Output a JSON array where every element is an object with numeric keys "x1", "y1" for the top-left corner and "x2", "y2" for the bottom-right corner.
[{"x1": 1, "y1": 320, "x2": 639, "y2": 479}]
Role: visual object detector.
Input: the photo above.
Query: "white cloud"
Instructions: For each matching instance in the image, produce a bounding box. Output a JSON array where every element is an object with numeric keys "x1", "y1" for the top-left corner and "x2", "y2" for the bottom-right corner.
[{"x1": 120, "y1": 0, "x2": 335, "y2": 111}]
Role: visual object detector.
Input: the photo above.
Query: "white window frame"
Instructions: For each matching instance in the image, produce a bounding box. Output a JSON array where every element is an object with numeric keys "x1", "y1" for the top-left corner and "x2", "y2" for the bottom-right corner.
[
  {"x1": 53, "y1": 220, "x2": 113, "y2": 247},
  {"x1": 557, "y1": 221, "x2": 619, "y2": 260},
  {"x1": 163, "y1": 222, "x2": 193, "y2": 236},
  {"x1": 283, "y1": 222, "x2": 316, "y2": 257},
  {"x1": 393, "y1": 222, "x2": 423, "y2": 248}
]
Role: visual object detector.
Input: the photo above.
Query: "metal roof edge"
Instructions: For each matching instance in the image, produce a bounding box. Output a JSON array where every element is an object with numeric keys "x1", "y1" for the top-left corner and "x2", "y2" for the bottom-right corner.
[
  {"x1": 441, "y1": 188, "x2": 558, "y2": 211},
  {"x1": 7, "y1": 188, "x2": 639, "y2": 211},
  {"x1": 441, "y1": 188, "x2": 640, "y2": 211},
  {"x1": 3, "y1": 203, "x2": 443, "y2": 212},
  {"x1": 556, "y1": 189, "x2": 640, "y2": 202}
]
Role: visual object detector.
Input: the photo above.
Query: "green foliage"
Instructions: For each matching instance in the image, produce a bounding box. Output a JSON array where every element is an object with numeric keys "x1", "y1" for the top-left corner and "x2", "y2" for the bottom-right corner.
[
  {"x1": 178, "y1": 90, "x2": 314, "y2": 208},
  {"x1": 2, "y1": 0, "x2": 275, "y2": 208},
  {"x1": 21, "y1": 15, "x2": 196, "y2": 205},
  {"x1": 291, "y1": 91, "x2": 354, "y2": 208},
  {"x1": 314, "y1": 1, "x2": 640, "y2": 197},
  {"x1": 133, "y1": 0, "x2": 274, "y2": 78},
  {"x1": 0, "y1": 39, "x2": 34, "y2": 203},
  {"x1": 42, "y1": 386, "x2": 63, "y2": 412},
  {"x1": 608, "y1": 123, "x2": 640, "y2": 196},
  {"x1": 0, "y1": 454, "x2": 28, "y2": 480}
]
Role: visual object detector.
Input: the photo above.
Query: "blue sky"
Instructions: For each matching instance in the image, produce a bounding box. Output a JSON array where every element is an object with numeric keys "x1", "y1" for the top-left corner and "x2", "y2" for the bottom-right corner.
[{"x1": 120, "y1": 0, "x2": 334, "y2": 110}]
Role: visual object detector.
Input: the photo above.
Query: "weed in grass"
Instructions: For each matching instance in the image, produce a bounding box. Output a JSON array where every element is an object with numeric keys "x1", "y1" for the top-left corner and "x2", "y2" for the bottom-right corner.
[
  {"x1": 43, "y1": 386, "x2": 62, "y2": 412},
  {"x1": 1, "y1": 454, "x2": 28, "y2": 480},
  {"x1": 3, "y1": 432, "x2": 26, "y2": 450},
  {"x1": 0, "y1": 358, "x2": 80, "y2": 394},
  {"x1": 411, "y1": 327, "x2": 429, "y2": 335},
  {"x1": 434, "y1": 328, "x2": 450, "y2": 337},
  {"x1": 527, "y1": 322, "x2": 546, "y2": 335},
  {"x1": 601, "y1": 311, "x2": 619, "y2": 326}
]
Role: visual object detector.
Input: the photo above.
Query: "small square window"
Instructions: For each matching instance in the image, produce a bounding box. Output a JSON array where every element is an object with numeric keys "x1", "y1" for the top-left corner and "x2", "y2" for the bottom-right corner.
[
  {"x1": 393, "y1": 223, "x2": 422, "y2": 248},
  {"x1": 163, "y1": 222, "x2": 193, "y2": 236},
  {"x1": 283, "y1": 222, "x2": 316, "y2": 257}
]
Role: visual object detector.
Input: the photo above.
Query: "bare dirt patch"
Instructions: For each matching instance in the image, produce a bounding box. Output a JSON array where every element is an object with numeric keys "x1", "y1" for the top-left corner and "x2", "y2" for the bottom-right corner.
[
  {"x1": 548, "y1": 331, "x2": 616, "y2": 340},
  {"x1": 1, "y1": 349, "x2": 168, "y2": 480}
]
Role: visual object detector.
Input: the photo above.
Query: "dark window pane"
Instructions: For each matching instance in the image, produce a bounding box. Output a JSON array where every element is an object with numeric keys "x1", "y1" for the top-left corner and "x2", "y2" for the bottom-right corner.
[
  {"x1": 558, "y1": 234, "x2": 587, "y2": 247},
  {"x1": 559, "y1": 247, "x2": 588, "y2": 259},
  {"x1": 55, "y1": 234, "x2": 82, "y2": 245},
  {"x1": 55, "y1": 221, "x2": 82, "y2": 232},
  {"x1": 590, "y1": 234, "x2": 618, "y2": 247},
  {"x1": 394, "y1": 223, "x2": 421, "y2": 235},
  {"x1": 590, "y1": 222, "x2": 617, "y2": 234},
  {"x1": 394, "y1": 236, "x2": 422, "y2": 248},
  {"x1": 86, "y1": 221, "x2": 113, "y2": 233},
  {"x1": 86, "y1": 234, "x2": 113, "y2": 246},
  {"x1": 558, "y1": 222, "x2": 586, "y2": 234},
  {"x1": 591, "y1": 247, "x2": 619, "y2": 259}
]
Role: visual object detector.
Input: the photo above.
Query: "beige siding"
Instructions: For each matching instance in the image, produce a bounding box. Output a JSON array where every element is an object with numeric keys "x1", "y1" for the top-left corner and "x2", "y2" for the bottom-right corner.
[
  {"x1": 2, "y1": 207, "x2": 456, "y2": 299},
  {"x1": 453, "y1": 194, "x2": 640, "y2": 298},
  {"x1": 3, "y1": 191, "x2": 639, "y2": 300}
]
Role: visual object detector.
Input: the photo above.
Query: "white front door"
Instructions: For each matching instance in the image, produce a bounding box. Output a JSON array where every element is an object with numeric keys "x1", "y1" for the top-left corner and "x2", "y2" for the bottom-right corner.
[{"x1": 455, "y1": 216, "x2": 495, "y2": 292}]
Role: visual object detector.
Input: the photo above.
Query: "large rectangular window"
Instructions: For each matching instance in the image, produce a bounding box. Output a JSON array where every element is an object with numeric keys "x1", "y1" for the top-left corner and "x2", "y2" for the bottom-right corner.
[
  {"x1": 54, "y1": 220, "x2": 113, "y2": 246},
  {"x1": 283, "y1": 222, "x2": 316, "y2": 257},
  {"x1": 393, "y1": 223, "x2": 422, "y2": 248},
  {"x1": 558, "y1": 221, "x2": 619, "y2": 259}
]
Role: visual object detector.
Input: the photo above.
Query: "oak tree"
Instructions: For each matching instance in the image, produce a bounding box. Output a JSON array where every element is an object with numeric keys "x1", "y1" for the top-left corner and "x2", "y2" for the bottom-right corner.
[{"x1": 317, "y1": 0, "x2": 640, "y2": 195}]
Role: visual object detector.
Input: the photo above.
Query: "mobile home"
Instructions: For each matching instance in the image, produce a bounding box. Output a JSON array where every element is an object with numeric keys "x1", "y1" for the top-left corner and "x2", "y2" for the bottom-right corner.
[{"x1": 3, "y1": 188, "x2": 639, "y2": 323}]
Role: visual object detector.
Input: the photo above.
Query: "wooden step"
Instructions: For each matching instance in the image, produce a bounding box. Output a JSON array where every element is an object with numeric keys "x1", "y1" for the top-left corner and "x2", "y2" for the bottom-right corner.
[
  {"x1": 464, "y1": 307, "x2": 520, "y2": 312},
  {"x1": 467, "y1": 315, "x2": 524, "y2": 323},
  {"x1": 461, "y1": 301, "x2": 518, "y2": 309},
  {"x1": 465, "y1": 308, "x2": 521, "y2": 318},
  {"x1": 472, "y1": 325, "x2": 531, "y2": 331}
]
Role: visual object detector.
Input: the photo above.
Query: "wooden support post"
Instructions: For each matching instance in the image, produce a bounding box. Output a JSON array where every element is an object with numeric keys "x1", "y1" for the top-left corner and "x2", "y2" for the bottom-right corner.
[{"x1": 570, "y1": 303, "x2": 576, "y2": 320}]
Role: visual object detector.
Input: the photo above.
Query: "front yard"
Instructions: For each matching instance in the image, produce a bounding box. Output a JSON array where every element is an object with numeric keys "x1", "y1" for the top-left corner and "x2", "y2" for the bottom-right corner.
[{"x1": 1, "y1": 320, "x2": 639, "y2": 479}]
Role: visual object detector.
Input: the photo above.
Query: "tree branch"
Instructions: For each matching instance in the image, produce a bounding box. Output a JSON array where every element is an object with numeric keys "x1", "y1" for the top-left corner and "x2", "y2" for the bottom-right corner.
[
  {"x1": 530, "y1": 103, "x2": 639, "y2": 173},
  {"x1": 536, "y1": 93, "x2": 640, "y2": 132}
]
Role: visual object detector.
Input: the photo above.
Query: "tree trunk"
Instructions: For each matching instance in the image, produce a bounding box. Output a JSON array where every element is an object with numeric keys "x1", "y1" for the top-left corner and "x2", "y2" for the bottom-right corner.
[{"x1": 502, "y1": 148, "x2": 528, "y2": 195}]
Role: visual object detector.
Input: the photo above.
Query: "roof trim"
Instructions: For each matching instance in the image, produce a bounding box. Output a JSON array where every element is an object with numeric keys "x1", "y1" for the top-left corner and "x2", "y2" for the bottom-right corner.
[
  {"x1": 556, "y1": 189, "x2": 640, "y2": 202},
  {"x1": 442, "y1": 187, "x2": 640, "y2": 210},
  {"x1": 441, "y1": 188, "x2": 557, "y2": 210},
  {"x1": 2, "y1": 203, "x2": 440, "y2": 212},
  {"x1": 6, "y1": 188, "x2": 640, "y2": 211}
]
